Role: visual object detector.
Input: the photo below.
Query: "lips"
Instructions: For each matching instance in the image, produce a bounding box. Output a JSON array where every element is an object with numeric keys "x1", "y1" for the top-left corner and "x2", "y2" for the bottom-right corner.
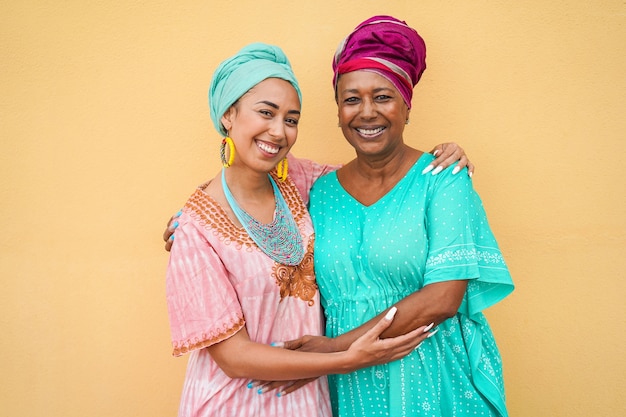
[
  {"x1": 256, "y1": 140, "x2": 280, "y2": 155},
  {"x1": 355, "y1": 126, "x2": 385, "y2": 138}
]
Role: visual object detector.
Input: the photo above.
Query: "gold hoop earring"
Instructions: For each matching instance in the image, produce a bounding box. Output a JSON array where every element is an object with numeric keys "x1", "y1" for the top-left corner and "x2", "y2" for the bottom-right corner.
[
  {"x1": 276, "y1": 157, "x2": 288, "y2": 182},
  {"x1": 220, "y1": 137, "x2": 235, "y2": 168}
]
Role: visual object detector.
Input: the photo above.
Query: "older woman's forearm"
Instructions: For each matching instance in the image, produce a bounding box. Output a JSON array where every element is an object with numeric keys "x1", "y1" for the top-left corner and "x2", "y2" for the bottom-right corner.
[
  {"x1": 380, "y1": 280, "x2": 467, "y2": 338},
  {"x1": 333, "y1": 280, "x2": 468, "y2": 347}
]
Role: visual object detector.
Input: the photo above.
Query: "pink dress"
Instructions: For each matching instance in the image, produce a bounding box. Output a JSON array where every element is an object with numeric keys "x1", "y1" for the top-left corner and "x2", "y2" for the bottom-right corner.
[{"x1": 166, "y1": 156, "x2": 335, "y2": 417}]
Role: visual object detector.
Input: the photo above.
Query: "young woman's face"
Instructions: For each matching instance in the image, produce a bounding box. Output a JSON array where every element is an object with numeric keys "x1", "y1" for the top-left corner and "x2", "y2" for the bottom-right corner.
[
  {"x1": 336, "y1": 70, "x2": 410, "y2": 158},
  {"x1": 221, "y1": 78, "x2": 301, "y2": 173}
]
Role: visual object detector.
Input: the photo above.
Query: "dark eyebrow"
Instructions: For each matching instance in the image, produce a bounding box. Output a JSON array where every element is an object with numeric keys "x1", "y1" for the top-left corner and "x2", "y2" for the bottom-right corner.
[
  {"x1": 256, "y1": 100, "x2": 301, "y2": 115},
  {"x1": 340, "y1": 87, "x2": 395, "y2": 95}
]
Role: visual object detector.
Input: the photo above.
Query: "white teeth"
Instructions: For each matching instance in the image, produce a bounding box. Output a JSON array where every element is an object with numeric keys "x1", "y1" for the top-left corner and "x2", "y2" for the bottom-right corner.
[
  {"x1": 357, "y1": 127, "x2": 384, "y2": 135},
  {"x1": 257, "y1": 141, "x2": 279, "y2": 154}
]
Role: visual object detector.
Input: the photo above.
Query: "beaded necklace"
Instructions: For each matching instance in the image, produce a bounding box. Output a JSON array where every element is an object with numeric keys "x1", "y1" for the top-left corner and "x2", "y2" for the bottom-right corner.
[{"x1": 221, "y1": 169, "x2": 305, "y2": 266}]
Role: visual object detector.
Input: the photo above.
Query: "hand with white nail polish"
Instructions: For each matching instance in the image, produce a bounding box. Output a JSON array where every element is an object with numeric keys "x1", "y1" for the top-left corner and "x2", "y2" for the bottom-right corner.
[
  {"x1": 427, "y1": 142, "x2": 475, "y2": 176},
  {"x1": 341, "y1": 306, "x2": 433, "y2": 371}
]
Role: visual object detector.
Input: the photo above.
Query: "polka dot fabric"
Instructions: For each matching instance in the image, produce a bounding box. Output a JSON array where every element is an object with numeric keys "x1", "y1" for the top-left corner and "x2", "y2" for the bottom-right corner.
[{"x1": 309, "y1": 153, "x2": 514, "y2": 417}]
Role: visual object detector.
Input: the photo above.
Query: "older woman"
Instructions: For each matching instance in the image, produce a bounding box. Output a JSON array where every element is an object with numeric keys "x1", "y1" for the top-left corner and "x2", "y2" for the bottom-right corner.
[{"x1": 297, "y1": 16, "x2": 515, "y2": 417}]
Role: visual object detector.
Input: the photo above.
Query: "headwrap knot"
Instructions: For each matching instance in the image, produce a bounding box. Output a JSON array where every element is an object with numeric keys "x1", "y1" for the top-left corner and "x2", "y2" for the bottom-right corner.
[{"x1": 332, "y1": 16, "x2": 426, "y2": 108}]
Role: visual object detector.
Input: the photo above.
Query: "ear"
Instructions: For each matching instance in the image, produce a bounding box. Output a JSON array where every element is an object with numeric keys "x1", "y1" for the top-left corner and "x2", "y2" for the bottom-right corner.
[{"x1": 221, "y1": 108, "x2": 234, "y2": 133}]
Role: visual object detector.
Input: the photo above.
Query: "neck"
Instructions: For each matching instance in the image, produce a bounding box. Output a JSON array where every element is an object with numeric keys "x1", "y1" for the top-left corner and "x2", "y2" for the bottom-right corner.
[
  {"x1": 222, "y1": 165, "x2": 273, "y2": 202},
  {"x1": 352, "y1": 143, "x2": 418, "y2": 180}
]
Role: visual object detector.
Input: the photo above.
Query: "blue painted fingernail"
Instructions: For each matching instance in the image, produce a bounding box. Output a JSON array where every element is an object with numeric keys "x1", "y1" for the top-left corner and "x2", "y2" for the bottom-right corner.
[
  {"x1": 176, "y1": 210, "x2": 182, "y2": 217},
  {"x1": 173, "y1": 221, "x2": 179, "y2": 228},
  {"x1": 257, "y1": 388, "x2": 264, "y2": 395},
  {"x1": 169, "y1": 235, "x2": 175, "y2": 241},
  {"x1": 276, "y1": 392, "x2": 282, "y2": 397},
  {"x1": 247, "y1": 382, "x2": 254, "y2": 389}
]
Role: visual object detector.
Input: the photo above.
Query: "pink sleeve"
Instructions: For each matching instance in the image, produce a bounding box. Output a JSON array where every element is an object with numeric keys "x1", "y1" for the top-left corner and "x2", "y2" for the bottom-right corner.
[
  {"x1": 165, "y1": 213, "x2": 244, "y2": 356},
  {"x1": 287, "y1": 154, "x2": 341, "y2": 205}
]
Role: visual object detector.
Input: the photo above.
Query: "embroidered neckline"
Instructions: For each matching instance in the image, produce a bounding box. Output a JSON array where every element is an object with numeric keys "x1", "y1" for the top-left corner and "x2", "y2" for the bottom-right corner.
[{"x1": 221, "y1": 169, "x2": 305, "y2": 266}]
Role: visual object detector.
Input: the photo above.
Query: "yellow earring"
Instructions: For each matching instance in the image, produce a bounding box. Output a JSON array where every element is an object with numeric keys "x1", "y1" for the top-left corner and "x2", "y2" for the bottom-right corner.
[
  {"x1": 276, "y1": 157, "x2": 288, "y2": 182},
  {"x1": 220, "y1": 137, "x2": 235, "y2": 168}
]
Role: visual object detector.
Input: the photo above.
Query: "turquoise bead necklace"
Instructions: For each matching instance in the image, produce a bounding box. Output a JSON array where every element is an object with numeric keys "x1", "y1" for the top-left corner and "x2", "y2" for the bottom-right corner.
[{"x1": 221, "y1": 169, "x2": 305, "y2": 266}]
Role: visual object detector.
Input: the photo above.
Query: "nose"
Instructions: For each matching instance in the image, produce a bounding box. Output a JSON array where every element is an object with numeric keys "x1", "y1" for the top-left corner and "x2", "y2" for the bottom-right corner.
[
  {"x1": 268, "y1": 118, "x2": 286, "y2": 140},
  {"x1": 359, "y1": 98, "x2": 377, "y2": 119}
]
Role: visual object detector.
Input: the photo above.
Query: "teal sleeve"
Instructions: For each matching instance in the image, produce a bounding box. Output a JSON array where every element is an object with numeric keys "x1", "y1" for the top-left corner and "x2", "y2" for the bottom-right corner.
[{"x1": 423, "y1": 168, "x2": 514, "y2": 317}]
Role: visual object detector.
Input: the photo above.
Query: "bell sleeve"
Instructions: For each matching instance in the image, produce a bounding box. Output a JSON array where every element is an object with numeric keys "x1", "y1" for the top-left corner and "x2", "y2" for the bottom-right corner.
[
  {"x1": 165, "y1": 211, "x2": 245, "y2": 356},
  {"x1": 423, "y1": 170, "x2": 514, "y2": 318}
]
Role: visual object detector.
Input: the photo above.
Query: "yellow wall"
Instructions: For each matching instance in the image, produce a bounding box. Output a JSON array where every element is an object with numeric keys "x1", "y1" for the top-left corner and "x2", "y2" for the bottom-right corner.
[{"x1": 1, "y1": 1, "x2": 624, "y2": 416}]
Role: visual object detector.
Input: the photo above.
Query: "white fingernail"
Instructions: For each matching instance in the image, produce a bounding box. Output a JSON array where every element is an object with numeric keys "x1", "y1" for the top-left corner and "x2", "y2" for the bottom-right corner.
[
  {"x1": 431, "y1": 166, "x2": 443, "y2": 175},
  {"x1": 468, "y1": 171, "x2": 473, "y2": 178},
  {"x1": 427, "y1": 328, "x2": 439, "y2": 338},
  {"x1": 385, "y1": 306, "x2": 398, "y2": 320},
  {"x1": 423, "y1": 322, "x2": 434, "y2": 333},
  {"x1": 421, "y1": 164, "x2": 434, "y2": 175},
  {"x1": 433, "y1": 150, "x2": 440, "y2": 157},
  {"x1": 452, "y1": 166, "x2": 461, "y2": 175}
]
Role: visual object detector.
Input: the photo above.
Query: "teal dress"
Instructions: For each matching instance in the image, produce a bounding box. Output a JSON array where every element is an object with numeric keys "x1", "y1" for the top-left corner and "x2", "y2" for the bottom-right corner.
[{"x1": 309, "y1": 153, "x2": 514, "y2": 417}]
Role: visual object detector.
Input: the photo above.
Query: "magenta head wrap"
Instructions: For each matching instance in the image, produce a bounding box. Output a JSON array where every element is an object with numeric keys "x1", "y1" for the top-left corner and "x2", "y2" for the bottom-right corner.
[{"x1": 332, "y1": 15, "x2": 426, "y2": 108}]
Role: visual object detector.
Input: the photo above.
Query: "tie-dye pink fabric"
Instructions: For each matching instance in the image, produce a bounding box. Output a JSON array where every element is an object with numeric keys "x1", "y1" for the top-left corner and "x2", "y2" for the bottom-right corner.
[{"x1": 166, "y1": 155, "x2": 337, "y2": 417}]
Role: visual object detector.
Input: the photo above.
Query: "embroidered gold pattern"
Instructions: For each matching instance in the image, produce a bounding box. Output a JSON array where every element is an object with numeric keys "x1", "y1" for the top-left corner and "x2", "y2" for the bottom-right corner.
[
  {"x1": 186, "y1": 185, "x2": 256, "y2": 252},
  {"x1": 272, "y1": 237, "x2": 317, "y2": 305},
  {"x1": 172, "y1": 316, "x2": 244, "y2": 357}
]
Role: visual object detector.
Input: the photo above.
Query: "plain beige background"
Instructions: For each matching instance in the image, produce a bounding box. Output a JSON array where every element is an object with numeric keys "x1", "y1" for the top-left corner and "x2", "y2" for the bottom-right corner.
[{"x1": 1, "y1": 1, "x2": 625, "y2": 416}]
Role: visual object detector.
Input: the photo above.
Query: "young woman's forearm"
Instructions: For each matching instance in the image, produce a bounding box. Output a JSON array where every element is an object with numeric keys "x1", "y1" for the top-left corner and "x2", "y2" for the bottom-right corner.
[
  {"x1": 207, "y1": 327, "x2": 355, "y2": 380},
  {"x1": 207, "y1": 308, "x2": 425, "y2": 379}
]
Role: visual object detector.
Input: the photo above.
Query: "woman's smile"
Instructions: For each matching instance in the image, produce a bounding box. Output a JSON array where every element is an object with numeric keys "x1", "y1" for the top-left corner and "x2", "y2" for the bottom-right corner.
[
  {"x1": 256, "y1": 139, "x2": 281, "y2": 156},
  {"x1": 355, "y1": 126, "x2": 386, "y2": 138}
]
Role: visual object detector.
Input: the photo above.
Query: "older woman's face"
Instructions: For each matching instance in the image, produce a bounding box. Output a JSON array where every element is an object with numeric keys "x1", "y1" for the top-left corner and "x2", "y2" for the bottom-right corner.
[{"x1": 336, "y1": 70, "x2": 410, "y2": 158}]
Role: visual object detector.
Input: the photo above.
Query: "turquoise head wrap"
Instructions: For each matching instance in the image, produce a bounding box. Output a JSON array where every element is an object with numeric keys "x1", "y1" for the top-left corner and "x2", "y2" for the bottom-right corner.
[{"x1": 209, "y1": 43, "x2": 303, "y2": 136}]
